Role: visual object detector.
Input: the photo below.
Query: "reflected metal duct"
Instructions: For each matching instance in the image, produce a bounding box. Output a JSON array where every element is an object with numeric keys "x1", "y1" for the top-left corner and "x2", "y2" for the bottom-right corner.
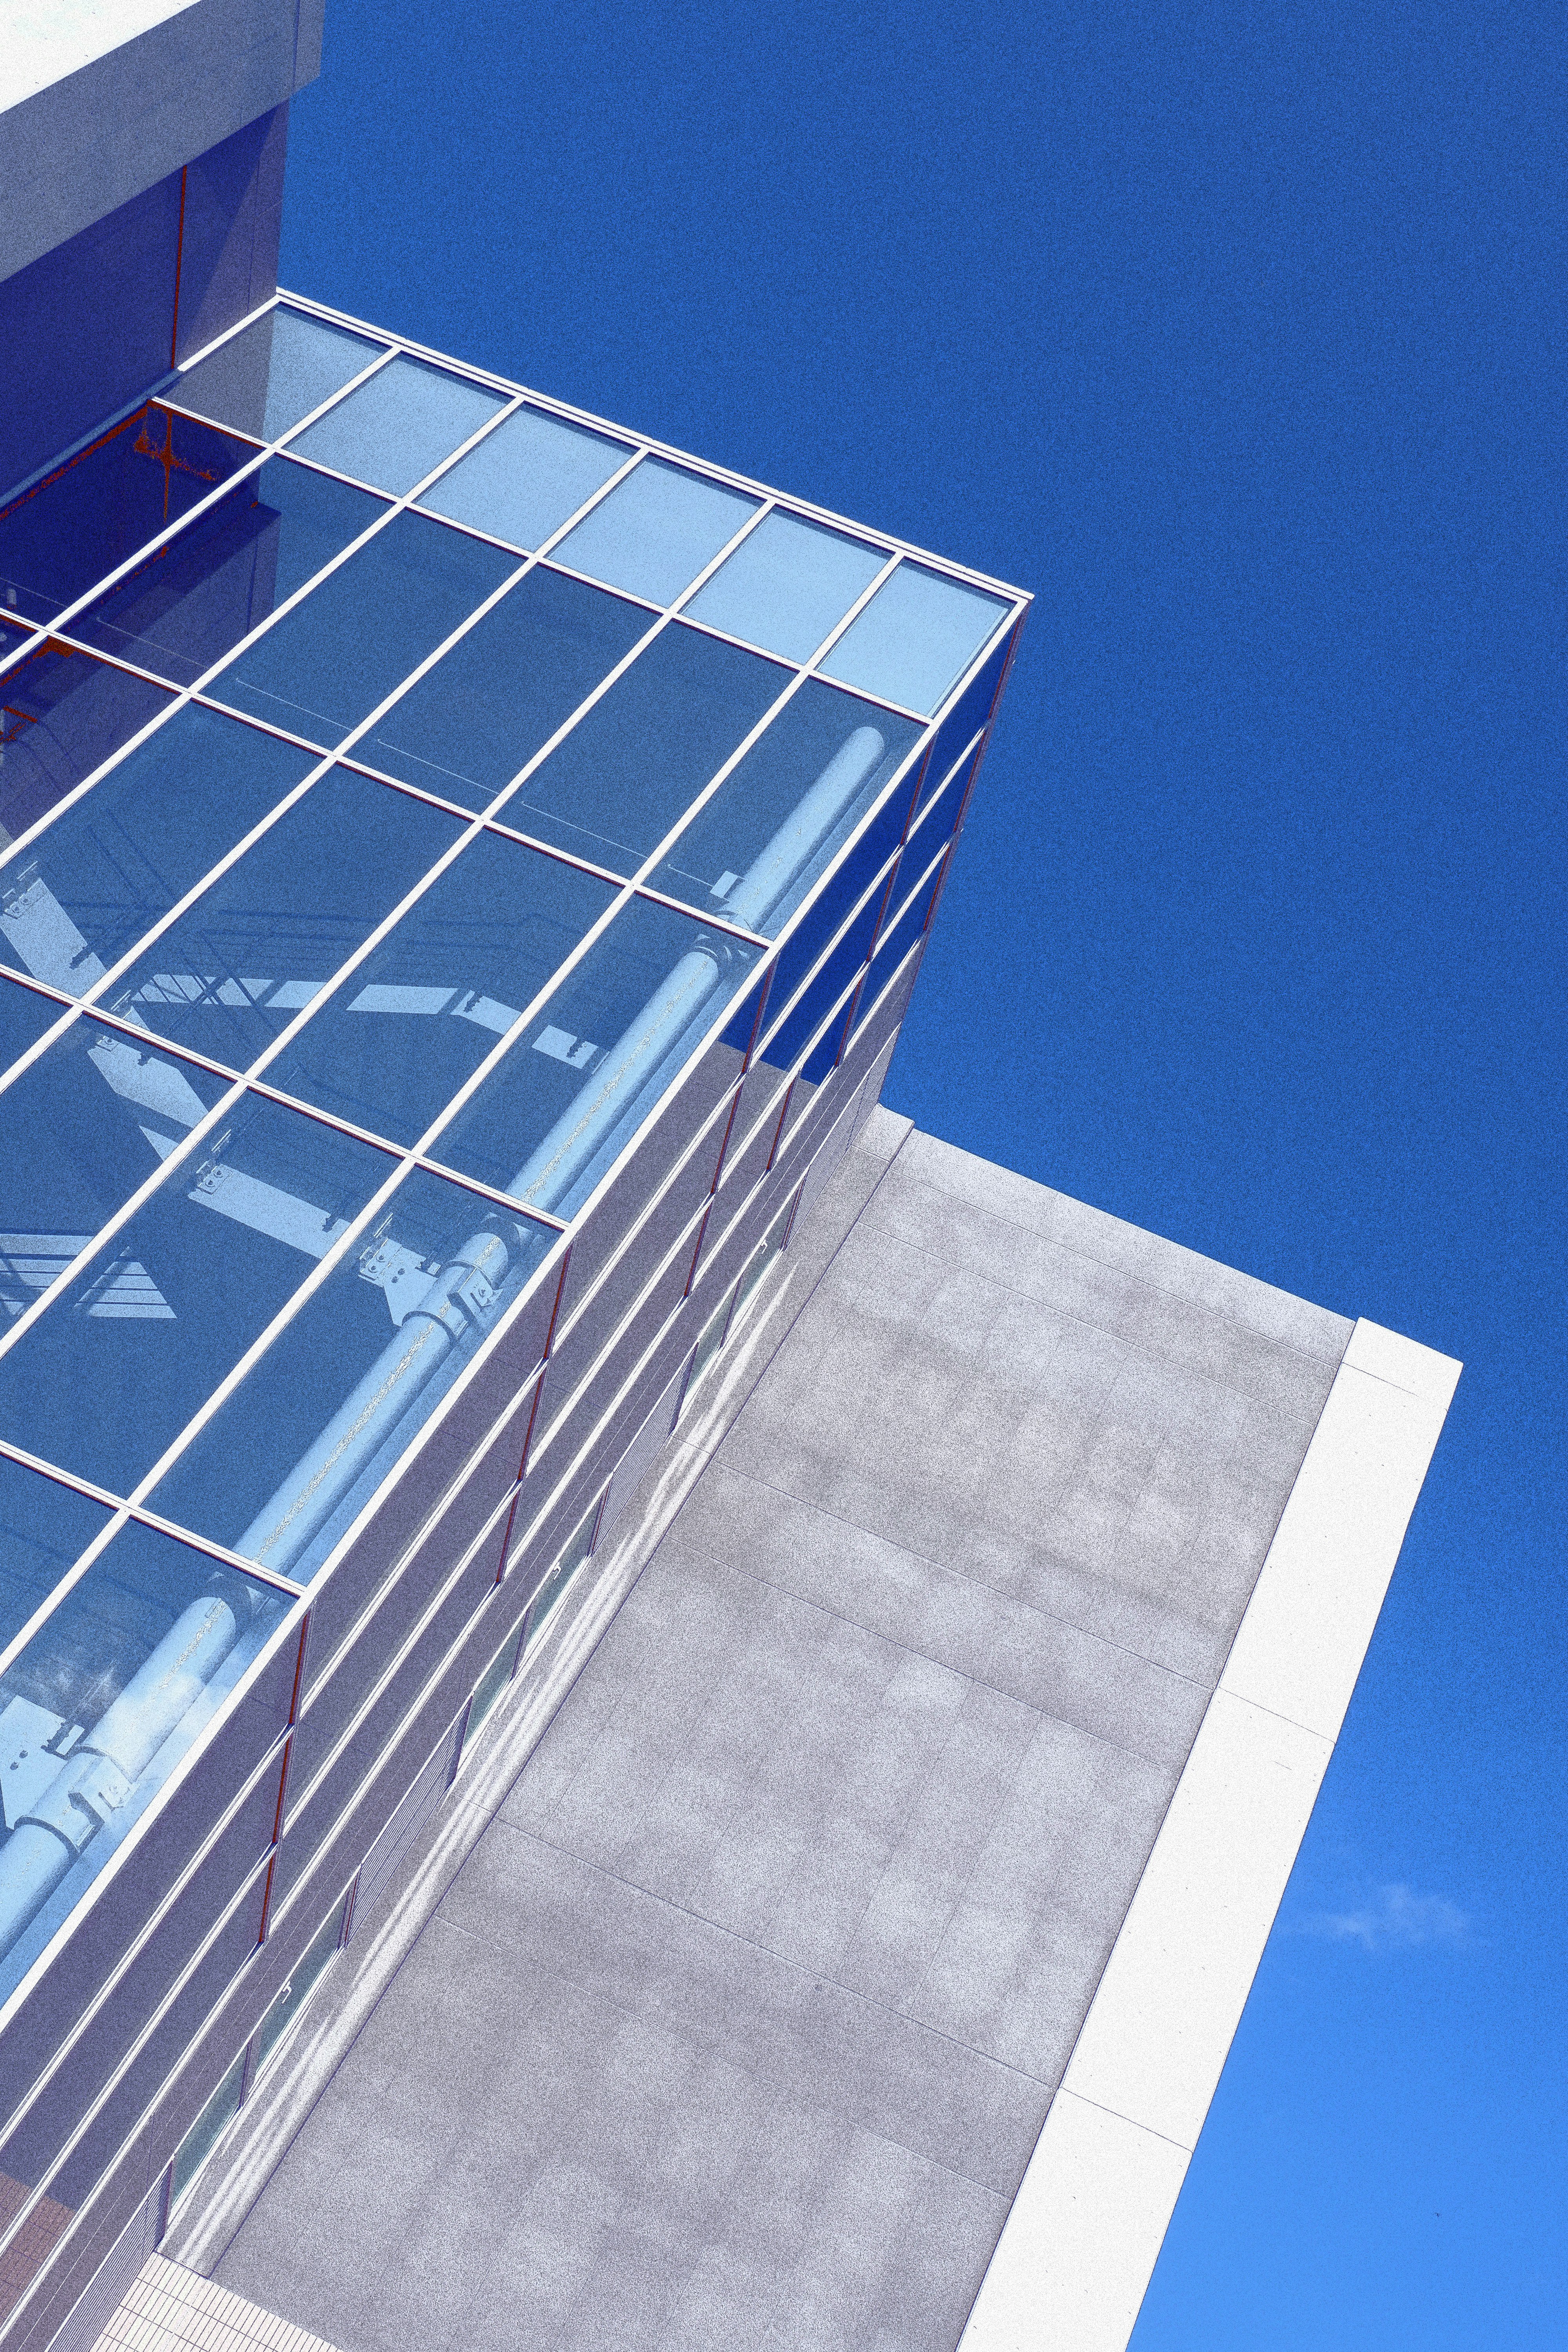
[
  {"x1": 229, "y1": 721, "x2": 889, "y2": 1578},
  {"x1": 0, "y1": 1584, "x2": 247, "y2": 1962}
]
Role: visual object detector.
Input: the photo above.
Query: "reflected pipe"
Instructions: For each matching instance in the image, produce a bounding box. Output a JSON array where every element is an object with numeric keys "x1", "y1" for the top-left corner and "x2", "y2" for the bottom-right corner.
[
  {"x1": 0, "y1": 1589, "x2": 243, "y2": 1962},
  {"x1": 225, "y1": 722, "x2": 889, "y2": 1578}
]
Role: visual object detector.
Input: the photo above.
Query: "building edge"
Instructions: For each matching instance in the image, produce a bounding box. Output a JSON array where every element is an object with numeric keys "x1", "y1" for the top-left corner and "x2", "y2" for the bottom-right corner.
[{"x1": 955, "y1": 1318, "x2": 1462, "y2": 2352}]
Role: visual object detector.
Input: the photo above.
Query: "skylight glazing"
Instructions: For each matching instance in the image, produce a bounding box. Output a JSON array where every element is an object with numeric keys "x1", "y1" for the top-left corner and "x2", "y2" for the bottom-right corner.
[{"x1": 0, "y1": 290, "x2": 1023, "y2": 2004}]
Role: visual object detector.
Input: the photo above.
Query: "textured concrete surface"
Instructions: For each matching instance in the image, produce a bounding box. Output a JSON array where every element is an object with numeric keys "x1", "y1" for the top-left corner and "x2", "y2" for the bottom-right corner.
[{"x1": 209, "y1": 1112, "x2": 1350, "y2": 2352}]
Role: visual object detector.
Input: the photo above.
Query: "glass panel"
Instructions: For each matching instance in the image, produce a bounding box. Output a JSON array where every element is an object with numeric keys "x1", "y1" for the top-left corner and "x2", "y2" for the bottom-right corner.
[
  {"x1": 870, "y1": 842, "x2": 947, "y2": 976},
  {"x1": 522, "y1": 1495, "x2": 601, "y2": 1648},
  {"x1": 0, "y1": 1018, "x2": 229, "y2": 1331},
  {"x1": 677, "y1": 1282, "x2": 736, "y2": 1420},
  {"x1": 760, "y1": 879, "x2": 886, "y2": 1079},
  {"x1": 498, "y1": 615, "x2": 786, "y2": 874},
  {"x1": 544, "y1": 1153, "x2": 715, "y2": 1429},
  {"x1": 0, "y1": 973, "x2": 67, "y2": 1075},
  {"x1": 251, "y1": 1891, "x2": 348, "y2": 2076},
  {"x1": 820, "y1": 563, "x2": 1012, "y2": 717},
  {"x1": 684, "y1": 511, "x2": 885, "y2": 664},
  {"x1": 646, "y1": 677, "x2": 920, "y2": 936},
  {"x1": 152, "y1": 1164, "x2": 559, "y2": 1582},
  {"x1": 760, "y1": 808, "x2": 907, "y2": 1032},
  {"x1": 0, "y1": 704, "x2": 317, "y2": 995},
  {"x1": 463, "y1": 1627, "x2": 519, "y2": 1744},
  {"x1": 266, "y1": 831, "x2": 613, "y2": 1150},
  {"x1": 105, "y1": 769, "x2": 465, "y2": 1073},
  {"x1": 0, "y1": 1092, "x2": 392, "y2": 1498},
  {"x1": 0, "y1": 1520, "x2": 291, "y2": 2004},
  {"x1": 169, "y1": 2044, "x2": 247, "y2": 2205},
  {"x1": 172, "y1": 309, "x2": 385, "y2": 444},
  {"x1": 207, "y1": 512, "x2": 515, "y2": 743},
  {"x1": 553, "y1": 459, "x2": 759, "y2": 608},
  {"x1": 418, "y1": 405, "x2": 632, "y2": 552},
  {"x1": 440, "y1": 892, "x2": 763, "y2": 1219},
  {"x1": 71, "y1": 457, "x2": 387, "y2": 690},
  {"x1": 0, "y1": 639, "x2": 172, "y2": 851},
  {"x1": 287, "y1": 358, "x2": 506, "y2": 497},
  {"x1": 0, "y1": 1455, "x2": 111, "y2": 1652},
  {"x1": 0, "y1": 407, "x2": 258, "y2": 628},
  {"x1": 358, "y1": 565, "x2": 650, "y2": 815},
  {"x1": 909, "y1": 629, "x2": 1010, "y2": 826}
]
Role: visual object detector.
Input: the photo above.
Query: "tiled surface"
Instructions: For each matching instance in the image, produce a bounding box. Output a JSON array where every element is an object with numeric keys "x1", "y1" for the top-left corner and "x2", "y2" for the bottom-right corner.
[
  {"x1": 209, "y1": 1111, "x2": 1349, "y2": 2352},
  {"x1": 93, "y1": 2252, "x2": 341, "y2": 2352}
]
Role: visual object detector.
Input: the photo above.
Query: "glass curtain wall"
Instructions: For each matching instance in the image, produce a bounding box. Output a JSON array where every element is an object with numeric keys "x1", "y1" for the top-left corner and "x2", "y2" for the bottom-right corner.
[{"x1": 0, "y1": 290, "x2": 1025, "y2": 2348}]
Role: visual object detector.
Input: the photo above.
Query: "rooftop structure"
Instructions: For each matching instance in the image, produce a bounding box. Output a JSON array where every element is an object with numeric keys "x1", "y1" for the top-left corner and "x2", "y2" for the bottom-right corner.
[{"x1": 0, "y1": 12, "x2": 1457, "y2": 2352}]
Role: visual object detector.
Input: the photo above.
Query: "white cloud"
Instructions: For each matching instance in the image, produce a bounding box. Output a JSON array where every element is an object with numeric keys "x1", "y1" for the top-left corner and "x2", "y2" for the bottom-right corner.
[{"x1": 1298, "y1": 1882, "x2": 1470, "y2": 1952}]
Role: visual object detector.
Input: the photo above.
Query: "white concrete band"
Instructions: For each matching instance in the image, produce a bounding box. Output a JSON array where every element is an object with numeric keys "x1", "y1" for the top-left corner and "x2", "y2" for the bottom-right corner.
[{"x1": 956, "y1": 1315, "x2": 1461, "y2": 2352}]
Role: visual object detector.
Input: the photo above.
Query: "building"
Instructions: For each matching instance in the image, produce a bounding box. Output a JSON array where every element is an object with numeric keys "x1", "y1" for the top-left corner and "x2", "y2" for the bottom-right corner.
[{"x1": 0, "y1": 12, "x2": 1458, "y2": 2352}]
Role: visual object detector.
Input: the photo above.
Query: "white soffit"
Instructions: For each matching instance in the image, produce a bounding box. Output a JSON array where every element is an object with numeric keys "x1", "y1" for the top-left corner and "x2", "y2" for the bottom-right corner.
[
  {"x1": 2, "y1": 5, "x2": 201, "y2": 111},
  {"x1": 958, "y1": 1315, "x2": 1461, "y2": 2352}
]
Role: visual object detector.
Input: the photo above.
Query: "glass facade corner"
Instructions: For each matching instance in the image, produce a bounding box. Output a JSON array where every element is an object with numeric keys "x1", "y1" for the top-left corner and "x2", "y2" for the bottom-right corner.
[{"x1": 0, "y1": 254, "x2": 1025, "y2": 2339}]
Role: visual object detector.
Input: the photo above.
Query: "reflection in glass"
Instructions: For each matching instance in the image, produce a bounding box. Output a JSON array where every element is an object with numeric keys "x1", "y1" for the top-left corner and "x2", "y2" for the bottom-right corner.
[
  {"x1": 360, "y1": 566, "x2": 650, "y2": 813},
  {"x1": 172, "y1": 309, "x2": 385, "y2": 445},
  {"x1": 155, "y1": 1165, "x2": 560, "y2": 1582},
  {"x1": 554, "y1": 459, "x2": 758, "y2": 608},
  {"x1": 0, "y1": 1455, "x2": 111, "y2": 1652},
  {"x1": 821, "y1": 562, "x2": 1012, "y2": 717},
  {"x1": 170, "y1": 2046, "x2": 247, "y2": 2206},
  {"x1": 251, "y1": 1894, "x2": 348, "y2": 2077},
  {"x1": 0, "y1": 1018, "x2": 228, "y2": 1333},
  {"x1": 419, "y1": 405, "x2": 632, "y2": 552},
  {"x1": 266, "y1": 831, "x2": 613, "y2": 1149},
  {"x1": 0, "y1": 973, "x2": 65, "y2": 1077},
  {"x1": 0, "y1": 1091, "x2": 392, "y2": 1499},
  {"x1": 0, "y1": 408, "x2": 258, "y2": 628},
  {"x1": 71, "y1": 458, "x2": 386, "y2": 690},
  {"x1": 441, "y1": 892, "x2": 762, "y2": 1220},
  {"x1": 0, "y1": 1521, "x2": 290, "y2": 2004},
  {"x1": 207, "y1": 512, "x2": 515, "y2": 743},
  {"x1": 498, "y1": 617, "x2": 786, "y2": 873},
  {"x1": 105, "y1": 769, "x2": 464, "y2": 1073},
  {"x1": 648, "y1": 678, "x2": 920, "y2": 936},
  {"x1": 287, "y1": 358, "x2": 506, "y2": 497},
  {"x1": 0, "y1": 640, "x2": 171, "y2": 851},
  {"x1": 0, "y1": 706, "x2": 316, "y2": 996},
  {"x1": 684, "y1": 511, "x2": 884, "y2": 663}
]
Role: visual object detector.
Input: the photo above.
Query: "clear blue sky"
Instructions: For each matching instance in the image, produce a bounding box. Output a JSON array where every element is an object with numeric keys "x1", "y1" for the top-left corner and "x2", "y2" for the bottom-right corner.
[{"x1": 279, "y1": 5, "x2": 1564, "y2": 2340}]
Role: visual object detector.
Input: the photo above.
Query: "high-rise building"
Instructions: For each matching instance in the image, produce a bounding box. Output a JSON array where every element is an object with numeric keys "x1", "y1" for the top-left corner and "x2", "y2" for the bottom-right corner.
[{"x1": 0, "y1": 14, "x2": 1457, "y2": 2352}]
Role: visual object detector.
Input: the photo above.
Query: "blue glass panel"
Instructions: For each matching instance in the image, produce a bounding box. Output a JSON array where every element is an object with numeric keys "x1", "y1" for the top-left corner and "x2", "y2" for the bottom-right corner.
[
  {"x1": 441, "y1": 893, "x2": 762, "y2": 1219},
  {"x1": 757, "y1": 877, "x2": 887, "y2": 1077},
  {"x1": 871, "y1": 842, "x2": 948, "y2": 975},
  {"x1": 105, "y1": 770, "x2": 464, "y2": 1072},
  {"x1": 172, "y1": 308, "x2": 385, "y2": 443},
  {"x1": 554, "y1": 460, "x2": 759, "y2": 608},
  {"x1": 287, "y1": 358, "x2": 506, "y2": 497},
  {"x1": 0, "y1": 639, "x2": 172, "y2": 848},
  {"x1": 684, "y1": 512, "x2": 885, "y2": 664},
  {"x1": 155, "y1": 1164, "x2": 559, "y2": 1581},
  {"x1": 820, "y1": 563, "x2": 1013, "y2": 717},
  {"x1": 757, "y1": 789, "x2": 911, "y2": 1033},
  {"x1": 267, "y1": 832, "x2": 613, "y2": 1148},
  {"x1": 0, "y1": 705, "x2": 316, "y2": 996},
  {"x1": 0, "y1": 407, "x2": 258, "y2": 628},
  {"x1": 0, "y1": 974, "x2": 65, "y2": 1075},
  {"x1": 908, "y1": 629, "x2": 1010, "y2": 829},
  {"x1": 359, "y1": 566, "x2": 650, "y2": 815},
  {"x1": 71, "y1": 457, "x2": 387, "y2": 690},
  {"x1": 501, "y1": 615, "x2": 786, "y2": 874},
  {"x1": 0, "y1": 1019, "x2": 228, "y2": 1329},
  {"x1": 0, "y1": 1520, "x2": 290, "y2": 2005},
  {"x1": 0, "y1": 1455, "x2": 111, "y2": 1653},
  {"x1": 207, "y1": 512, "x2": 515, "y2": 743},
  {"x1": 646, "y1": 677, "x2": 921, "y2": 936},
  {"x1": 0, "y1": 1092, "x2": 392, "y2": 1497},
  {"x1": 419, "y1": 405, "x2": 632, "y2": 552},
  {"x1": 906, "y1": 743, "x2": 978, "y2": 859}
]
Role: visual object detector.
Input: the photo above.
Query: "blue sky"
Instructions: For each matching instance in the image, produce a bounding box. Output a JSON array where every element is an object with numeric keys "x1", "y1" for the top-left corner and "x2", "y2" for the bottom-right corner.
[{"x1": 280, "y1": 4, "x2": 1565, "y2": 2339}]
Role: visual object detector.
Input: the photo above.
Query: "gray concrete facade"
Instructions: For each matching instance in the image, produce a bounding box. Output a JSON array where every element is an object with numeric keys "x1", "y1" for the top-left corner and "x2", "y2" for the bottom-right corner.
[
  {"x1": 181, "y1": 1107, "x2": 1350, "y2": 2352},
  {"x1": 0, "y1": 0, "x2": 323, "y2": 282}
]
